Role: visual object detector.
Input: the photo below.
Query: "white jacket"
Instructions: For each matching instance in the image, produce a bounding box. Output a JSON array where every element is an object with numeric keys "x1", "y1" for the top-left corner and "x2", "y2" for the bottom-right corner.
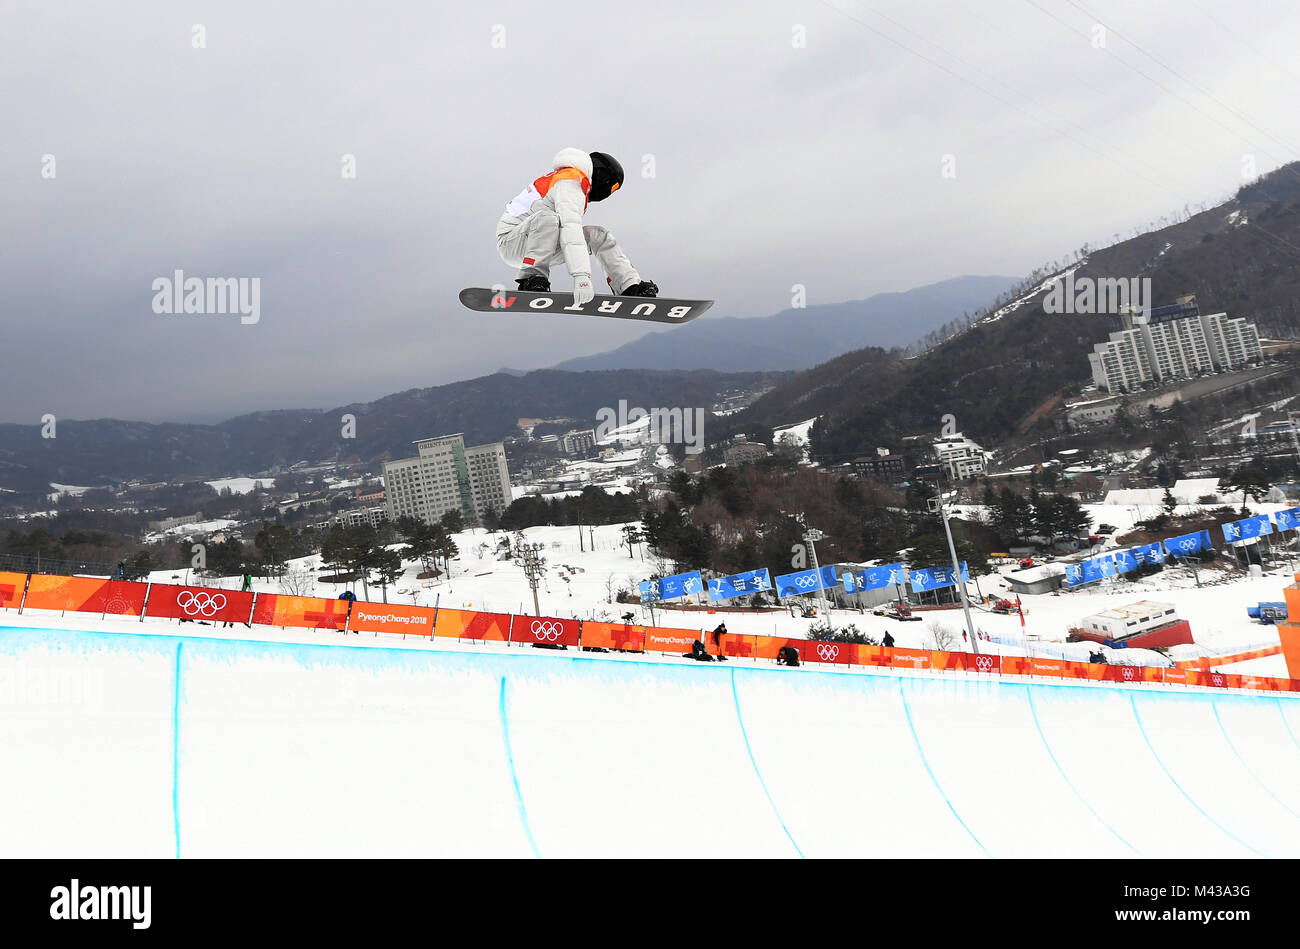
[{"x1": 502, "y1": 147, "x2": 593, "y2": 277}]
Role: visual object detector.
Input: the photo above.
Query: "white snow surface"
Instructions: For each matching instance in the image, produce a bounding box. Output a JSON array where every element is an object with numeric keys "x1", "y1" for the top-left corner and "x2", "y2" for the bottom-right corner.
[
  {"x1": 206, "y1": 477, "x2": 275, "y2": 495},
  {"x1": 3, "y1": 601, "x2": 1299, "y2": 857}
]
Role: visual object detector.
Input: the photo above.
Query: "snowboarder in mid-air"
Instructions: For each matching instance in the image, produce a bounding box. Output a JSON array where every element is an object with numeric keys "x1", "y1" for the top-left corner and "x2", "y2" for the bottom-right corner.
[{"x1": 496, "y1": 148, "x2": 658, "y2": 302}]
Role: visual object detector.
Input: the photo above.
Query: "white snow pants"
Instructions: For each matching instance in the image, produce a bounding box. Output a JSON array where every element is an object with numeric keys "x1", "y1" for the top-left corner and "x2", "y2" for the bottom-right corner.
[{"x1": 496, "y1": 210, "x2": 641, "y2": 292}]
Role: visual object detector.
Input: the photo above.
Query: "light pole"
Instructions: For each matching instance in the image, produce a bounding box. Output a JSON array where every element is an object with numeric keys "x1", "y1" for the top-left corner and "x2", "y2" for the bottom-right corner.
[
  {"x1": 803, "y1": 525, "x2": 832, "y2": 630},
  {"x1": 930, "y1": 485, "x2": 979, "y2": 654},
  {"x1": 515, "y1": 541, "x2": 547, "y2": 616}
]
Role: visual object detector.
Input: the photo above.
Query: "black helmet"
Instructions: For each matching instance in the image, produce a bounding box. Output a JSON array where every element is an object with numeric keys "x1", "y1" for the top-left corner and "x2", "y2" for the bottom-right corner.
[{"x1": 589, "y1": 151, "x2": 624, "y2": 202}]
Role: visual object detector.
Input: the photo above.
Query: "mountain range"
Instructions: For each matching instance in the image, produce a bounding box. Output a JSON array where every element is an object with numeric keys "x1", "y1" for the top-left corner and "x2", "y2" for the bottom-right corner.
[
  {"x1": 736, "y1": 161, "x2": 1300, "y2": 464},
  {"x1": 550, "y1": 275, "x2": 1016, "y2": 372}
]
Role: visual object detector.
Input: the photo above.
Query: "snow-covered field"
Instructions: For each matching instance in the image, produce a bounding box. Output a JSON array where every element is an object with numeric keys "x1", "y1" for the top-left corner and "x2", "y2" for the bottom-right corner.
[
  {"x1": 205, "y1": 477, "x2": 275, "y2": 495},
  {"x1": 143, "y1": 518, "x2": 239, "y2": 543},
  {"x1": 46, "y1": 483, "x2": 95, "y2": 500}
]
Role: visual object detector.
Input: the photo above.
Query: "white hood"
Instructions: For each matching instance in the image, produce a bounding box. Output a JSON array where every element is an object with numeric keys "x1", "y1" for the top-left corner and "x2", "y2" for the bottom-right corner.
[{"x1": 552, "y1": 147, "x2": 593, "y2": 179}]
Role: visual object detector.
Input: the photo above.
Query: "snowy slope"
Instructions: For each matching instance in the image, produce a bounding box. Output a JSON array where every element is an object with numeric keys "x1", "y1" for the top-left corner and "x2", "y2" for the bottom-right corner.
[{"x1": 2, "y1": 615, "x2": 1299, "y2": 857}]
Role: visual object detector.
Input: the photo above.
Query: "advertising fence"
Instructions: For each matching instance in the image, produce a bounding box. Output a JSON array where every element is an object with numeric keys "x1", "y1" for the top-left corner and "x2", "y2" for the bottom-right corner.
[
  {"x1": 144, "y1": 583, "x2": 255, "y2": 625},
  {"x1": 348, "y1": 602, "x2": 435, "y2": 637},
  {"x1": 251, "y1": 594, "x2": 349, "y2": 630},
  {"x1": 0, "y1": 571, "x2": 27, "y2": 610},
  {"x1": 4, "y1": 569, "x2": 1299, "y2": 696}
]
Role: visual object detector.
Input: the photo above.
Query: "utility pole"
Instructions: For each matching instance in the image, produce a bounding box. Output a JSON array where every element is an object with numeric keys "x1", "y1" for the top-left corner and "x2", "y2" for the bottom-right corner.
[
  {"x1": 931, "y1": 485, "x2": 979, "y2": 654},
  {"x1": 515, "y1": 540, "x2": 546, "y2": 616},
  {"x1": 1289, "y1": 410, "x2": 1300, "y2": 477}
]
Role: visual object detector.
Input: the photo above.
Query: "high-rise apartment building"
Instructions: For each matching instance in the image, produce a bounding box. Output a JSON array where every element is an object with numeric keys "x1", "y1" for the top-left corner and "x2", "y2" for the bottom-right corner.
[{"x1": 383, "y1": 434, "x2": 512, "y2": 525}]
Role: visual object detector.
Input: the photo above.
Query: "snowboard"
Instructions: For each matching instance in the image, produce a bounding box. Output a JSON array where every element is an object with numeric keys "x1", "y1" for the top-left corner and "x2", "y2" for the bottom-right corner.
[{"x1": 459, "y1": 287, "x2": 712, "y2": 325}]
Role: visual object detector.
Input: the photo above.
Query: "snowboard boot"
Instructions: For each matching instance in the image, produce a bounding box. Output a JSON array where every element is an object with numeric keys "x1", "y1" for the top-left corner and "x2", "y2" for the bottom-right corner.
[
  {"x1": 516, "y1": 275, "x2": 551, "y2": 292},
  {"x1": 621, "y1": 280, "x2": 658, "y2": 298}
]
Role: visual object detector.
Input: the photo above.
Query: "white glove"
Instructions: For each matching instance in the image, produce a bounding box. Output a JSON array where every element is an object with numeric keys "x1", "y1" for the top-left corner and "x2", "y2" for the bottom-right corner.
[{"x1": 573, "y1": 274, "x2": 595, "y2": 306}]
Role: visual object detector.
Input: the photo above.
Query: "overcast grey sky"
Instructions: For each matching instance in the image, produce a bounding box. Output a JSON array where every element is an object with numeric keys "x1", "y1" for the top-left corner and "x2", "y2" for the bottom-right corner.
[{"x1": 3, "y1": 0, "x2": 1299, "y2": 423}]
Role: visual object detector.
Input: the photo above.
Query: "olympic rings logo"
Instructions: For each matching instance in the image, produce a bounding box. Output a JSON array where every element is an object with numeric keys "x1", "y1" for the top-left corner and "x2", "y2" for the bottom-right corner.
[
  {"x1": 1211, "y1": 674, "x2": 1224, "y2": 687},
  {"x1": 975, "y1": 656, "x2": 994, "y2": 672},
  {"x1": 816, "y1": 643, "x2": 839, "y2": 661},
  {"x1": 1178, "y1": 539, "x2": 1196, "y2": 551},
  {"x1": 177, "y1": 590, "x2": 227, "y2": 617},
  {"x1": 1121, "y1": 667, "x2": 1135, "y2": 680},
  {"x1": 795, "y1": 575, "x2": 817, "y2": 588},
  {"x1": 530, "y1": 620, "x2": 564, "y2": 642}
]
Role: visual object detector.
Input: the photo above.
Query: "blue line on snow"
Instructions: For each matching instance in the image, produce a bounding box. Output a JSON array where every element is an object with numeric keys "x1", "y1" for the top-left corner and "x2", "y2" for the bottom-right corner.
[
  {"x1": 1213, "y1": 703, "x2": 1300, "y2": 823},
  {"x1": 172, "y1": 641, "x2": 182, "y2": 859},
  {"x1": 499, "y1": 676, "x2": 541, "y2": 858},
  {"x1": 1277, "y1": 699, "x2": 1300, "y2": 755},
  {"x1": 730, "y1": 668, "x2": 804, "y2": 858},
  {"x1": 1129, "y1": 695, "x2": 1263, "y2": 855},
  {"x1": 898, "y1": 679, "x2": 991, "y2": 857},
  {"x1": 1024, "y1": 687, "x2": 1139, "y2": 855}
]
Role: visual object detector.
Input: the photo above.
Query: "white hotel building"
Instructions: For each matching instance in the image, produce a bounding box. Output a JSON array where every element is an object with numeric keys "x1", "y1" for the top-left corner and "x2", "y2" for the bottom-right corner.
[
  {"x1": 1088, "y1": 305, "x2": 1262, "y2": 393},
  {"x1": 383, "y1": 433, "x2": 512, "y2": 525}
]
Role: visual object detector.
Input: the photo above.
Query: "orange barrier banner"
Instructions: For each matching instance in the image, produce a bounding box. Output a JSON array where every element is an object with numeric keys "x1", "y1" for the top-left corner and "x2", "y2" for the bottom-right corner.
[
  {"x1": 754, "y1": 635, "x2": 805, "y2": 661},
  {"x1": 1163, "y1": 668, "x2": 1188, "y2": 685},
  {"x1": 855, "y1": 645, "x2": 891, "y2": 666},
  {"x1": 644, "y1": 626, "x2": 702, "y2": 655},
  {"x1": 806, "y1": 640, "x2": 852, "y2": 664},
  {"x1": 720, "y1": 634, "x2": 755, "y2": 659},
  {"x1": 22, "y1": 575, "x2": 113, "y2": 613},
  {"x1": 1278, "y1": 621, "x2": 1300, "y2": 680},
  {"x1": 929, "y1": 650, "x2": 966, "y2": 672},
  {"x1": 434, "y1": 608, "x2": 510, "y2": 641},
  {"x1": 1063, "y1": 660, "x2": 1107, "y2": 680},
  {"x1": 968, "y1": 653, "x2": 1001, "y2": 674},
  {"x1": 510, "y1": 615, "x2": 580, "y2": 647},
  {"x1": 146, "y1": 584, "x2": 254, "y2": 624},
  {"x1": 250, "y1": 594, "x2": 348, "y2": 630},
  {"x1": 1175, "y1": 645, "x2": 1283, "y2": 670},
  {"x1": 889, "y1": 648, "x2": 931, "y2": 670},
  {"x1": 580, "y1": 621, "x2": 645, "y2": 651},
  {"x1": 0, "y1": 571, "x2": 26, "y2": 609},
  {"x1": 1000, "y1": 655, "x2": 1033, "y2": 676},
  {"x1": 1029, "y1": 657, "x2": 1066, "y2": 677},
  {"x1": 1109, "y1": 664, "x2": 1141, "y2": 684},
  {"x1": 103, "y1": 580, "x2": 148, "y2": 616},
  {"x1": 349, "y1": 601, "x2": 436, "y2": 637}
]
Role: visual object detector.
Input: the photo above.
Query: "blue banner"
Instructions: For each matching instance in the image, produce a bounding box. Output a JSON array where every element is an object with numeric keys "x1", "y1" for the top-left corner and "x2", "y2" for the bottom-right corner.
[
  {"x1": 638, "y1": 570, "x2": 703, "y2": 601},
  {"x1": 1066, "y1": 554, "x2": 1117, "y2": 585},
  {"x1": 707, "y1": 568, "x2": 772, "y2": 601},
  {"x1": 1276, "y1": 508, "x2": 1300, "y2": 532},
  {"x1": 908, "y1": 562, "x2": 969, "y2": 592},
  {"x1": 773, "y1": 566, "x2": 839, "y2": 598},
  {"x1": 1223, "y1": 515, "x2": 1272, "y2": 543},
  {"x1": 1113, "y1": 549, "x2": 1137, "y2": 574},
  {"x1": 1164, "y1": 530, "x2": 1213, "y2": 558},
  {"x1": 843, "y1": 562, "x2": 906, "y2": 594},
  {"x1": 1130, "y1": 542, "x2": 1166, "y2": 567},
  {"x1": 774, "y1": 568, "x2": 821, "y2": 598}
]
